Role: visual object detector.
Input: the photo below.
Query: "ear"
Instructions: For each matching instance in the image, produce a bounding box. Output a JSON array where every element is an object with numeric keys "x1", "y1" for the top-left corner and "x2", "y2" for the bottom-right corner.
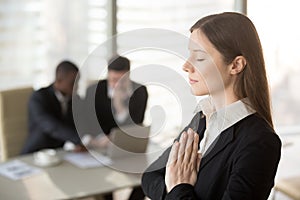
[{"x1": 230, "y1": 56, "x2": 247, "y2": 75}]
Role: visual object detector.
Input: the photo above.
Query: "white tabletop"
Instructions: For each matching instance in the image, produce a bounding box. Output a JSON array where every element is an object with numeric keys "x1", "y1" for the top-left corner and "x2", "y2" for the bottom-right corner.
[{"x1": 0, "y1": 142, "x2": 166, "y2": 200}]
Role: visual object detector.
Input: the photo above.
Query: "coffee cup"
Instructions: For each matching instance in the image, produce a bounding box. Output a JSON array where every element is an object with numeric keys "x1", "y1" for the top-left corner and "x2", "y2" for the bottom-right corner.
[{"x1": 34, "y1": 149, "x2": 60, "y2": 166}]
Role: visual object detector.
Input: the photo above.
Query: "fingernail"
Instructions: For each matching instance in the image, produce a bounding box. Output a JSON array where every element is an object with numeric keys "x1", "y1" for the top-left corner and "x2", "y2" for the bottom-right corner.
[{"x1": 188, "y1": 128, "x2": 192, "y2": 134}]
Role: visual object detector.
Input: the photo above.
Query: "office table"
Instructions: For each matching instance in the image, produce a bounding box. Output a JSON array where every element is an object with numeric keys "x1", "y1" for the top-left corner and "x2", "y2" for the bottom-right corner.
[
  {"x1": 0, "y1": 142, "x2": 165, "y2": 200},
  {"x1": 273, "y1": 135, "x2": 300, "y2": 200}
]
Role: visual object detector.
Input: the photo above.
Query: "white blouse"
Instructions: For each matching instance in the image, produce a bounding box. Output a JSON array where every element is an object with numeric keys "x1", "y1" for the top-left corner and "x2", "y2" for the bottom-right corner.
[{"x1": 194, "y1": 97, "x2": 256, "y2": 155}]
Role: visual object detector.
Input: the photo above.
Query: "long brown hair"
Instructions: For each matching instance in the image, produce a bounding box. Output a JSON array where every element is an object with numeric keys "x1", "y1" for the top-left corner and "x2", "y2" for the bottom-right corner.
[{"x1": 190, "y1": 12, "x2": 273, "y2": 128}]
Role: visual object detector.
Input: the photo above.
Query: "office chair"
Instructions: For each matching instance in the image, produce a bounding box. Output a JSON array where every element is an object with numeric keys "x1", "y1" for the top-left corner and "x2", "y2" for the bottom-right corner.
[
  {"x1": 0, "y1": 87, "x2": 33, "y2": 161},
  {"x1": 274, "y1": 177, "x2": 300, "y2": 200}
]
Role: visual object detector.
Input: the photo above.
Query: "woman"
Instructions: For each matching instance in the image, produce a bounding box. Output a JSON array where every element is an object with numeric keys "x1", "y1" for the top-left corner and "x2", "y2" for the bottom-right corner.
[{"x1": 142, "y1": 12, "x2": 281, "y2": 200}]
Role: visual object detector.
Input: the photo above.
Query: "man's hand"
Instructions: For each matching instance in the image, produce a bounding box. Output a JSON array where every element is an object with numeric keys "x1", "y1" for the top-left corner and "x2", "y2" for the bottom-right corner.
[
  {"x1": 73, "y1": 144, "x2": 88, "y2": 152},
  {"x1": 112, "y1": 75, "x2": 131, "y2": 114},
  {"x1": 112, "y1": 87, "x2": 128, "y2": 113},
  {"x1": 89, "y1": 135, "x2": 110, "y2": 148}
]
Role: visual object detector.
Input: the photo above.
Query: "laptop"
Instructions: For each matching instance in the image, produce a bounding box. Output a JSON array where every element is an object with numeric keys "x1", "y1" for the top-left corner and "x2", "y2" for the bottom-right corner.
[{"x1": 106, "y1": 125, "x2": 151, "y2": 159}]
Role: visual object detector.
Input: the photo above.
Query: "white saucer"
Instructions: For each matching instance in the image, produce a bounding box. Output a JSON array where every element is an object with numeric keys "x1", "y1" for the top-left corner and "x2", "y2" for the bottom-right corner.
[{"x1": 34, "y1": 157, "x2": 62, "y2": 167}]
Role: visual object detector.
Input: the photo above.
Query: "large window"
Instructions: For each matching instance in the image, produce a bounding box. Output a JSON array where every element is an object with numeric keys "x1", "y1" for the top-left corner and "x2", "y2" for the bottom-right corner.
[
  {"x1": 1, "y1": 0, "x2": 243, "y2": 143},
  {"x1": 116, "y1": 0, "x2": 236, "y2": 141},
  {"x1": 248, "y1": 0, "x2": 300, "y2": 134},
  {"x1": 0, "y1": 0, "x2": 108, "y2": 90}
]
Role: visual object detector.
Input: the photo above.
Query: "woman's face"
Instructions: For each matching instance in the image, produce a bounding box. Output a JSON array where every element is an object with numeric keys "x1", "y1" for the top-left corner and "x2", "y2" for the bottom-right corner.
[{"x1": 183, "y1": 30, "x2": 232, "y2": 96}]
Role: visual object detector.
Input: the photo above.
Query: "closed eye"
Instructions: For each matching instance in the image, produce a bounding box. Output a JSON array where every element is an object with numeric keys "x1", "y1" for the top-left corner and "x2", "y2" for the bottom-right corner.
[{"x1": 197, "y1": 59, "x2": 205, "y2": 62}]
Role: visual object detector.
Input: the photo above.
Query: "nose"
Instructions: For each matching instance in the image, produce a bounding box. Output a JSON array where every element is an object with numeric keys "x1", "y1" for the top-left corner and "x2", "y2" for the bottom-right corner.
[{"x1": 182, "y1": 60, "x2": 194, "y2": 73}]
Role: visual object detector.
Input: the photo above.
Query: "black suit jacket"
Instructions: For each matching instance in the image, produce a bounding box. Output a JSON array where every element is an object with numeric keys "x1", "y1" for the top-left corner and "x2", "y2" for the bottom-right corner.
[
  {"x1": 142, "y1": 113, "x2": 281, "y2": 200},
  {"x1": 85, "y1": 80, "x2": 148, "y2": 135},
  {"x1": 21, "y1": 85, "x2": 81, "y2": 154}
]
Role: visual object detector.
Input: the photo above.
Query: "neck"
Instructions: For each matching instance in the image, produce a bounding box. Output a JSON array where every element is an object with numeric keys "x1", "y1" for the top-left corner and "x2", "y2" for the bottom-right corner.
[
  {"x1": 53, "y1": 82, "x2": 68, "y2": 97},
  {"x1": 210, "y1": 87, "x2": 239, "y2": 111}
]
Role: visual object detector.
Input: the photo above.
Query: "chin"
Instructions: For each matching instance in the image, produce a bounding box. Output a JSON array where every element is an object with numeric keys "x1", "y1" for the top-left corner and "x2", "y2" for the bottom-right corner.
[{"x1": 191, "y1": 88, "x2": 208, "y2": 96}]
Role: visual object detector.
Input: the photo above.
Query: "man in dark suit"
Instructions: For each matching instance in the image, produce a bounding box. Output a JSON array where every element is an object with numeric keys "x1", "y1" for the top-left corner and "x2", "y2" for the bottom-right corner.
[
  {"x1": 21, "y1": 61, "x2": 83, "y2": 154},
  {"x1": 84, "y1": 55, "x2": 148, "y2": 200},
  {"x1": 84, "y1": 55, "x2": 148, "y2": 147}
]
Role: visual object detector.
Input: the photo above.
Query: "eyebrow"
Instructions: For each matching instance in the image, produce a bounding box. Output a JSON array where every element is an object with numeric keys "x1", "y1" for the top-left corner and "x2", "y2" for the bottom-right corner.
[
  {"x1": 193, "y1": 49, "x2": 207, "y2": 53},
  {"x1": 188, "y1": 48, "x2": 207, "y2": 53}
]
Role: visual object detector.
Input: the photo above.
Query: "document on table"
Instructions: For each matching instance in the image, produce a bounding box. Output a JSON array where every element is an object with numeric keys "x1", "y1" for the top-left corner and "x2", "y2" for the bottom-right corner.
[
  {"x1": 64, "y1": 152, "x2": 112, "y2": 168},
  {"x1": 0, "y1": 160, "x2": 42, "y2": 180}
]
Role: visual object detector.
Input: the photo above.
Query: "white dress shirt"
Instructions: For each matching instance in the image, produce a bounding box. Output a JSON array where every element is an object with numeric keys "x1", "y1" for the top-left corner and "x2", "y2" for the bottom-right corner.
[
  {"x1": 54, "y1": 89, "x2": 70, "y2": 116},
  {"x1": 194, "y1": 97, "x2": 256, "y2": 155}
]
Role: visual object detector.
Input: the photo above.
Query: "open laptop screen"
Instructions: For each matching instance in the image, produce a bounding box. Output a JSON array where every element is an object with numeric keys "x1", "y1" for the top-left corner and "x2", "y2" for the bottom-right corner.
[{"x1": 107, "y1": 125, "x2": 150, "y2": 158}]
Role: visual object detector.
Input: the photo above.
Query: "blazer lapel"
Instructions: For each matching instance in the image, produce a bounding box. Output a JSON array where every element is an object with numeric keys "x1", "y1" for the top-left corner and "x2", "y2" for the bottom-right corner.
[{"x1": 199, "y1": 126, "x2": 235, "y2": 170}]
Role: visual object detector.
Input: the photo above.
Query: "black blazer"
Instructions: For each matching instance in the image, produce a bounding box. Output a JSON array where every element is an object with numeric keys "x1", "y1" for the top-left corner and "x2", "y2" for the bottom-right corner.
[
  {"x1": 142, "y1": 113, "x2": 281, "y2": 200},
  {"x1": 21, "y1": 85, "x2": 81, "y2": 154},
  {"x1": 85, "y1": 80, "x2": 148, "y2": 135}
]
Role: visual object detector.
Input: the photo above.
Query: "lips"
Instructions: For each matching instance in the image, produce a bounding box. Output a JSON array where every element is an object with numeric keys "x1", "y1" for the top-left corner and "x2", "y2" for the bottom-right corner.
[{"x1": 189, "y1": 78, "x2": 198, "y2": 84}]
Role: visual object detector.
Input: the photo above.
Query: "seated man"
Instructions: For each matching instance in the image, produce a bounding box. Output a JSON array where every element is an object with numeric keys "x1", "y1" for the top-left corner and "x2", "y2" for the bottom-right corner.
[
  {"x1": 84, "y1": 55, "x2": 148, "y2": 200},
  {"x1": 21, "y1": 61, "x2": 83, "y2": 154},
  {"x1": 85, "y1": 55, "x2": 148, "y2": 147}
]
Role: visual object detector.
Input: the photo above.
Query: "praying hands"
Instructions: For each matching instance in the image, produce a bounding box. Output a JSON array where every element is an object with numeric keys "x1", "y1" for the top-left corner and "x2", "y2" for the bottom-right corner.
[{"x1": 165, "y1": 128, "x2": 202, "y2": 193}]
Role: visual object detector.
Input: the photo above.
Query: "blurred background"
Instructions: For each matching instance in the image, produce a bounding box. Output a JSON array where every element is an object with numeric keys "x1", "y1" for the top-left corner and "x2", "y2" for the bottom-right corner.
[
  {"x1": 0, "y1": 0, "x2": 299, "y2": 137},
  {"x1": 1, "y1": 1, "x2": 300, "y2": 199}
]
